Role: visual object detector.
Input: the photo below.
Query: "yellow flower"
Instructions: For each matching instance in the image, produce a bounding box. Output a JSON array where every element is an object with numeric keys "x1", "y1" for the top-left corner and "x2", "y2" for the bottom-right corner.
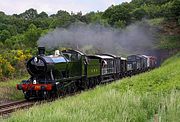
[
  {"x1": 17, "y1": 50, "x2": 23, "y2": 57},
  {"x1": 7, "y1": 63, "x2": 15, "y2": 73}
]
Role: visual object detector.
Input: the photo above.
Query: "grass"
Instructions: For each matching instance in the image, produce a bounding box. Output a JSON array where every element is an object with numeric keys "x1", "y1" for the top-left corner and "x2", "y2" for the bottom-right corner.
[
  {"x1": 4, "y1": 90, "x2": 180, "y2": 122},
  {"x1": 3, "y1": 53, "x2": 180, "y2": 122},
  {"x1": 0, "y1": 77, "x2": 27, "y2": 100}
]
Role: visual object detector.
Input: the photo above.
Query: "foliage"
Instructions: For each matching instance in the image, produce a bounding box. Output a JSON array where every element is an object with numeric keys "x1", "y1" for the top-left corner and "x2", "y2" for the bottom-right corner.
[
  {"x1": 0, "y1": 30, "x2": 11, "y2": 43},
  {"x1": 38, "y1": 11, "x2": 48, "y2": 18},
  {"x1": 165, "y1": 0, "x2": 180, "y2": 21},
  {"x1": 131, "y1": 7, "x2": 147, "y2": 21},
  {"x1": 24, "y1": 24, "x2": 42, "y2": 47},
  {"x1": 102, "y1": 0, "x2": 180, "y2": 26},
  {"x1": 0, "y1": 55, "x2": 15, "y2": 79},
  {"x1": 103, "y1": 3, "x2": 132, "y2": 26},
  {"x1": 114, "y1": 20, "x2": 126, "y2": 28},
  {"x1": 19, "y1": 8, "x2": 38, "y2": 20},
  {"x1": 49, "y1": 10, "x2": 75, "y2": 28},
  {"x1": 0, "y1": 50, "x2": 32, "y2": 81},
  {"x1": 4, "y1": 34, "x2": 26, "y2": 49}
]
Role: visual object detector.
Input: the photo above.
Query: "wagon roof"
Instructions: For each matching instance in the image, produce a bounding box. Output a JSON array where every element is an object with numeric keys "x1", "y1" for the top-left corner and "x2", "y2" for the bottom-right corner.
[
  {"x1": 97, "y1": 53, "x2": 121, "y2": 58},
  {"x1": 94, "y1": 55, "x2": 114, "y2": 59},
  {"x1": 121, "y1": 57, "x2": 127, "y2": 60}
]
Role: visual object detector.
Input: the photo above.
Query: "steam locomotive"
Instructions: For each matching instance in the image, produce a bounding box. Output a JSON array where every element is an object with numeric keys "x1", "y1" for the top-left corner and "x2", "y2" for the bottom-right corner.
[{"x1": 17, "y1": 47, "x2": 157, "y2": 100}]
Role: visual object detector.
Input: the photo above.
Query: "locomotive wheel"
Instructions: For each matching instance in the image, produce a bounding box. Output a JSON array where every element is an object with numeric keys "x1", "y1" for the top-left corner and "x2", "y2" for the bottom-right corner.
[
  {"x1": 42, "y1": 91, "x2": 50, "y2": 100},
  {"x1": 92, "y1": 78, "x2": 96, "y2": 87},
  {"x1": 89, "y1": 79, "x2": 93, "y2": 88},
  {"x1": 98, "y1": 77, "x2": 101, "y2": 85},
  {"x1": 91, "y1": 78, "x2": 95, "y2": 88},
  {"x1": 66, "y1": 86, "x2": 72, "y2": 94},
  {"x1": 93, "y1": 78, "x2": 96, "y2": 87},
  {"x1": 88, "y1": 79, "x2": 92, "y2": 88},
  {"x1": 95, "y1": 78, "x2": 99, "y2": 86},
  {"x1": 86, "y1": 79, "x2": 90, "y2": 89},
  {"x1": 24, "y1": 92, "x2": 30, "y2": 100},
  {"x1": 92, "y1": 78, "x2": 96, "y2": 88},
  {"x1": 59, "y1": 89, "x2": 65, "y2": 97},
  {"x1": 71, "y1": 82, "x2": 78, "y2": 93},
  {"x1": 75, "y1": 80, "x2": 82, "y2": 90},
  {"x1": 51, "y1": 91, "x2": 58, "y2": 99}
]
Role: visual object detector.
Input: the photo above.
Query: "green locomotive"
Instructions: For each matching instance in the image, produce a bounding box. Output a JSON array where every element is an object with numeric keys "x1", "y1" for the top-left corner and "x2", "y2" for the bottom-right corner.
[{"x1": 17, "y1": 47, "x2": 103, "y2": 99}]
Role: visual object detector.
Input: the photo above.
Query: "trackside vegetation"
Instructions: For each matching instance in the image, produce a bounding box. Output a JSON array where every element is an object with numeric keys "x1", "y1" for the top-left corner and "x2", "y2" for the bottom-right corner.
[
  {"x1": 0, "y1": 77, "x2": 27, "y2": 101},
  {"x1": 3, "y1": 53, "x2": 180, "y2": 122}
]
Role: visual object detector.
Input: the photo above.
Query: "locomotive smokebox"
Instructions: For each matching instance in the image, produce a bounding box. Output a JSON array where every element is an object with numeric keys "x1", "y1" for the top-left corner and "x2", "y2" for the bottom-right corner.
[{"x1": 38, "y1": 47, "x2": 45, "y2": 56}]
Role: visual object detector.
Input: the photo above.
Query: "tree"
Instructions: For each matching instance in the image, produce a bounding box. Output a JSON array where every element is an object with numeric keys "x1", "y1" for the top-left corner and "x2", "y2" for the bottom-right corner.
[
  {"x1": 131, "y1": 7, "x2": 147, "y2": 20},
  {"x1": 84, "y1": 12, "x2": 96, "y2": 23},
  {"x1": 19, "y1": 8, "x2": 38, "y2": 20},
  {"x1": 55, "y1": 10, "x2": 70, "y2": 18},
  {"x1": 24, "y1": 24, "x2": 42, "y2": 47},
  {"x1": 71, "y1": 11, "x2": 87, "y2": 23},
  {"x1": 0, "y1": 11, "x2": 5, "y2": 17},
  {"x1": 49, "y1": 10, "x2": 74, "y2": 28},
  {"x1": 0, "y1": 23, "x2": 7, "y2": 31},
  {"x1": 0, "y1": 30, "x2": 11, "y2": 43},
  {"x1": 131, "y1": 0, "x2": 172, "y2": 6},
  {"x1": 165, "y1": 0, "x2": 180, "y2": 21},
  {"x1": 114, "y1": 20, "x2": 126, "y2": 28},
  {"x1": 7, "y1": 25, "x2": 18, "y2": 36},
  {"x1": 142, "y1": 4, "x2": 162, "y2": 18},
  {"x1": 103, "y1": 3, "x2": 132, "y2": 26},
  {"x1": 84, "y1": 12, "x2": 108, "y2": 25},
  {"x1": 4, "y1": 34, "x2": 26, "y2": 49},
  {"x1": 38, "y1": 11, "x2": 48, "y2": 18}
]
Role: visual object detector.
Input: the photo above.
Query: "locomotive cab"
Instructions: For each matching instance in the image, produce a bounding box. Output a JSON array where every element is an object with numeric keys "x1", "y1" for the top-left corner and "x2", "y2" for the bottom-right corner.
[{"x1": 62, "y1": 49, "x2": 86, "y2": 77}]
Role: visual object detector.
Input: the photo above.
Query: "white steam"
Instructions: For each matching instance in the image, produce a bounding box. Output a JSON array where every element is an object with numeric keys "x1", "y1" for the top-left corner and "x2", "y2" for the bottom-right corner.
[{"x1": 38, "y1": 22, "x2": 157, "y2": 55}]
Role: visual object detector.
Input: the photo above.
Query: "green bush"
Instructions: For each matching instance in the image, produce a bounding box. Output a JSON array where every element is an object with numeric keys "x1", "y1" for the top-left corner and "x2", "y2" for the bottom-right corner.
[
  {"x1": 0, "y1": 50, "x2": 32, "y2": 81},
  {"x1": 0, "y1": 55, "x2": 15, "y2": 80}
]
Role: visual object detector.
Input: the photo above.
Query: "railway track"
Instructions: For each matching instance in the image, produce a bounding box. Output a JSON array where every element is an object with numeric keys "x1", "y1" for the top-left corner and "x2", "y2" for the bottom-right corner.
[
  {"x1": 0, "y1": 100, "x2": 37, "y2": 116},
  {"x1": 0, "y1": 91, "x2": 80, "y2": 117}
]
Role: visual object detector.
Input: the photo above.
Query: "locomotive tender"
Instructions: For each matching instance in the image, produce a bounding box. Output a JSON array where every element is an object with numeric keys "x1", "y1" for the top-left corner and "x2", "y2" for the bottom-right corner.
[{"x1": 17, "y1": 47, "x2": 157, "y2": 100}]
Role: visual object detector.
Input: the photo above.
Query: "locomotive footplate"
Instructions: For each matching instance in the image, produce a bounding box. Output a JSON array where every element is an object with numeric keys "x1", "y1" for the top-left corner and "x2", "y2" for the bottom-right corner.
[{"x1": 17, "y1": 84, "x2": 53, "y2": 91}]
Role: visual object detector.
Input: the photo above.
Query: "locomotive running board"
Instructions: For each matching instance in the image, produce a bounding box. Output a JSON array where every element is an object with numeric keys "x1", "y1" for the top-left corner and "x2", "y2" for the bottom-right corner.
[{"x1": 101, "y1": 78, "x2": 114, "y2": 83}]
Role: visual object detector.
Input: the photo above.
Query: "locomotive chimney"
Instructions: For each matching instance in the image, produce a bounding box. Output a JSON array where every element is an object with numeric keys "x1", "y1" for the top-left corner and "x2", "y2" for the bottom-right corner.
[{"x1": 38, "y1": 47, "x2": 45, "y2": 56}]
